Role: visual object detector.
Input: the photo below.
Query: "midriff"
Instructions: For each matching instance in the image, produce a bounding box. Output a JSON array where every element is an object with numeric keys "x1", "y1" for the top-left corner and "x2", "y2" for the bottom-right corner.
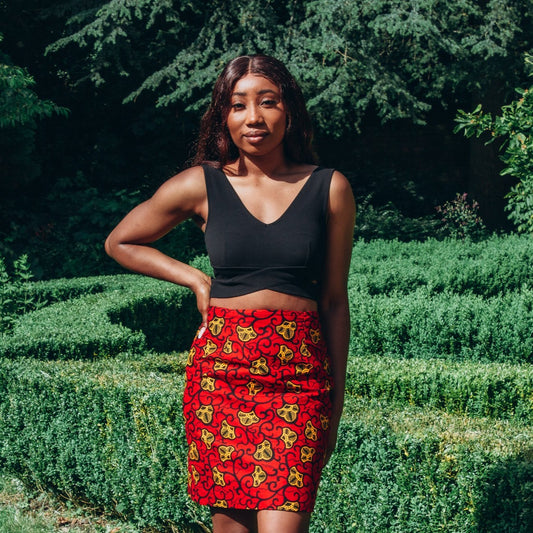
[{"x1": 210, "y1": 289, "x2": 318, "y2": 312}]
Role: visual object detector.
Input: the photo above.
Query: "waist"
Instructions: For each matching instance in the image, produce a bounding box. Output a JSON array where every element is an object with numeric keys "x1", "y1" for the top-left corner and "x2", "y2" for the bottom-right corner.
[{"x1": 210, "y1": 289, "x2": 318, "y2": 313}]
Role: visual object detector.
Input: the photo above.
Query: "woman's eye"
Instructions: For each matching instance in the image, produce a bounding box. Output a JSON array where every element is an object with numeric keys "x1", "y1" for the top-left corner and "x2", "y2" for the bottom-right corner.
[
  {"x1": 261, "y1": 99, "x2": 277, "y2": 107},
  {"x1": 231, "y1": 102, "x2": 245, "y2": 110}
]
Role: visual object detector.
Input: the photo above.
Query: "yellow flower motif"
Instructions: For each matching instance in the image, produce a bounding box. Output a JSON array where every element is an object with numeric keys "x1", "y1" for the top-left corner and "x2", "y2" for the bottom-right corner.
[
  {"x1": 288, "y1": 466, "x2": 304, "y2": 487},
  {"x1": 280, "y1": 427, "x2": 298, "y2": 449},
  {"x1": 305, "y1": 420, "x2": 319, "y2": 441},
  {"x1": 277, "y1": 403, "x2": 299, "y2": 423},
  {"x1": 300, "y1": 446, "x2": 316, "y2": 463},
  {"x1": 208, "y1": 316, "x2": 225, "y2": 336},
  {"x1": 220, "y1": 419, "x2": 236, "y2": 440},
  {"x1": 276, "y1": 320, "x2": 297, "y2": 340},
  {"x1": 212, "y1": 466, "x2": 226, "y2": 486},
  {"x1": 196, "y1": 404, "x2": 214, "y2": 424},
  {"x1": 252, "y1": 465, "x2": 267, "y2": 487},
  {"x1": 201, "y1": 428, "x2": 215, "y2": 449},
  {"x1": 250, "y1": 356, "x2": 269, "y2": 375},
  {"x1": 236, "y1": 325, "x2": 258, "y2": 342},
  {"x1": 277, "y1": 345, "x2": 294, "y2": 364},
  {"x1": 203, "y1": 338, "x2": 218, "y2": 356},
  {"x1": 238, "y1": 410, "x2": 260, "y2": 426},
  {"x1": 218, "y1": 445, "x2": 235, "y2": 462},
  {"x1": 253, "y1": 439, "x2": 273, "y2": 461}
]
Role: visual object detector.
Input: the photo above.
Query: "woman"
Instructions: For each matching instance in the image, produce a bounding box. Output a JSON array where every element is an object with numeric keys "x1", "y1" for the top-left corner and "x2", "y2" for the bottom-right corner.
[{"x1": 105, "y1": 54, "x2": 355, "y2": 533}]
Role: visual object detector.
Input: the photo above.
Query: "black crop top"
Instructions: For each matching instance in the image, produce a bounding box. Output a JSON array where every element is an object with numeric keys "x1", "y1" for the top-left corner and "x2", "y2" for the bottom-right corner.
[{"x1": 203, "y1": 164, "x2": 333, "y2": 301}]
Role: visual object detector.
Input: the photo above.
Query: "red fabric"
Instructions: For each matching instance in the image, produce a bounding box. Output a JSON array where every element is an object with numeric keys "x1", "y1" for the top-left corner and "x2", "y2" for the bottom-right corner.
[{"x1": 183, "y1": 306, "x2": 333, "y2": 513}]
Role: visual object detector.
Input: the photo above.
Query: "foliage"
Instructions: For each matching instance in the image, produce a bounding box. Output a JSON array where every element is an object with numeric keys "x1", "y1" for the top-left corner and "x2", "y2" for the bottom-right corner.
[
  {"x1": 0, "y1": 34, "x2": 68, "y2": 128},
  {"x1": 44, "y1": 0, "x2": 533, "y2": 134},
  {"x1": 0, "y1": 255, "x2": 46, "y2": 333},
  {"x1": 0, "y1": 174, "x2": 206, "y2": 279},
  {"x1": 346, "y1": 356, "x2": 533, "y2": 424},
  {"x1": 0, "y1": 274, "x2": 197, "y2": 360},
  {"x1": 455, "y1": 73, "x2": 533, "y2": 232},
  {"x1": 348, "y1": 234, "x2": 533, "y2": 296},
  {"x1": 349, "y1": 287, "x2": 533, "y2": 363},
  {"x1": 354, "y1": 197, "x2": 441, "y2": 241},
  {"x1": 1, "y1": 358, "x2": 531, "y2": 532},
  {"x1": 1, "y1": 237, "x2": 532, "y2": 532},
  {"x1": 435, "y1": 192, "x2": 487, "y2": 240},
  {"x1": 314, "y1": 399, "x2": 533, "y2": 533}
]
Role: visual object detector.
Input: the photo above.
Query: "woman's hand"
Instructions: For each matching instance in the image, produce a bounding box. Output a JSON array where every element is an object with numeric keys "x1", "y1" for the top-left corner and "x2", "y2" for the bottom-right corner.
[{"x1": 191, "y1": 270, "x2": 212, "y2": 326}]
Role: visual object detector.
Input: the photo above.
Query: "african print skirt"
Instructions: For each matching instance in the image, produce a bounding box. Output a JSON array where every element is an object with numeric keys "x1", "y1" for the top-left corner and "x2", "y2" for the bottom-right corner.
[{"x1": 183, "y1": 306, "x2": 333, "y2": 513}]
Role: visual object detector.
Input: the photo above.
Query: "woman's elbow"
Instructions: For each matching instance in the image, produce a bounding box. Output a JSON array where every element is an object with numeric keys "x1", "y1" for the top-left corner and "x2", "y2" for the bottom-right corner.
[{"x1": 104, "y1": 233, "x2": 119, "y2": 259}]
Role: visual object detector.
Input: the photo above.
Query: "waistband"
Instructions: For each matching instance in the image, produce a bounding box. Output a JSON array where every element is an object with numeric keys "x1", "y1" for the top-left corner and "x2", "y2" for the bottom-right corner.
[{"x1": 207, "y1": 305, "x2": 319, "y2": 321}]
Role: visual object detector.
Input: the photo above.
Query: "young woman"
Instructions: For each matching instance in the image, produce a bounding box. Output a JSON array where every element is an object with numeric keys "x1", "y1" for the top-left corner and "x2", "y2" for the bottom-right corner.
[{"x1": 105, "y1": 55, "x2": 355, "y2": 533}]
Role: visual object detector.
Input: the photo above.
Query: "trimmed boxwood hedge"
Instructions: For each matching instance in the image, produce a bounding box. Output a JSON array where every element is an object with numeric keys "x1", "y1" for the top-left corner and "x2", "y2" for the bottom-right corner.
[
  {"x1": 0, "y1": 275, "x2": 198, "y2": 359},
  {"x1": 349, "y1": 234, "x2": 533, "y2": 296},
  {"x1": 0, "y1": 355, "x2": 531, "y2": 532},
  {"x1": 348, "y1": 288, "x2": 533, "y2": 363},
  {"x1": 346, "y1": 356, "x2": 533, "y2": 424},
  {"x1": 1, "y1": 240, "x2": 532, "y2": 532}
]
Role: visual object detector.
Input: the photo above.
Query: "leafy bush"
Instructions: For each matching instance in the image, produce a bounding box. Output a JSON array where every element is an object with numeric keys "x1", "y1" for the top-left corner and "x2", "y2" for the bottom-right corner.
[
  {"x1": 0, "y1": 354, "x2": 209, "y2": 531},
  {"x1": 346, "y1": 356, "x2": 533, "y2": 424},
  {"x1": 455, "y1": 76, "x2": 533, "y2": 233},
  {"x1": 0, "y1": 275, "x2": 197, "y2": 359},
  {"x1": 354, "y1": 197, "x2": 441, "y2": 242},
  {"x1": 349, "y1": 234, "x2": 533, "y2": 296},
  {"x1": 435, "y1": 192, "x2": 487, "y2": 240},
  {"x1": 1, "y1": 358, "x2": 531, "y2": 533},
  {"x1": 1, "y1": 175, "x2": 207, "y2": 280},
  {"x1": 315, "y1": 398, "x2": 533, "y2": 533},
  {"x1": 349, "y1": 287, "x2": 533, "y2": 363}
]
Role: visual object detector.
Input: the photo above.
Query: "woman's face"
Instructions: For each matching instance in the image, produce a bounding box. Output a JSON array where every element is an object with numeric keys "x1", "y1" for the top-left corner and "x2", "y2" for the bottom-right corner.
[{"x1": 225, "y1": 74, "x2": 287, "y2": 158}]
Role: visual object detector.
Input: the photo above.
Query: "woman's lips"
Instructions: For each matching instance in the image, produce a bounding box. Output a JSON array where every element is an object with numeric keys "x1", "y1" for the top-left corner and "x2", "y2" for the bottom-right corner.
[{"x1": 243, "y1": 132, "x2": 268, "y2": 144}]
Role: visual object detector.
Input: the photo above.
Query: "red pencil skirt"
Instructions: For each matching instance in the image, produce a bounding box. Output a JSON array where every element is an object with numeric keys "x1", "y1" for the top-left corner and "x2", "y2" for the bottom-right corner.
[{"x1": 183, "y1": 306, "x2": 333, "y2": 513}]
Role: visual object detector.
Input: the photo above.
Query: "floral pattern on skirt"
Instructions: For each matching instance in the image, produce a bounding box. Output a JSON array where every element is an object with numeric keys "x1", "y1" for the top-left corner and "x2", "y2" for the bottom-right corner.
[{"x1": 183, "y1": 306, "x2": 333, "y2": 513}]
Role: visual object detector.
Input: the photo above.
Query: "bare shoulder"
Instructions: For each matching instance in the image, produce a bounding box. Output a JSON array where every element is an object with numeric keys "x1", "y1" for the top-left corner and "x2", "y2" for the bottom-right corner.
[
  {"x1": 329, "y1": 170, "x2": 355, "y2": 212},
  {"x1": 150, "y1": 165, "x2": 207, "y2": 213}
]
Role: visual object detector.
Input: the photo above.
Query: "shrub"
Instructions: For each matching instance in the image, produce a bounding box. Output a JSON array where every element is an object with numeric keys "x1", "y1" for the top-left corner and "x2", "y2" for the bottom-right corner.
[
  {"x1": 0, "y1": 354, "x2": 209, "y2": 530},
  {"x1": 315, "y1": 398, "x2": 533, "y2": 533},
  {"x1": 349, "y1": 287, "x2": 533, "y2": 363},
  {"x1": 346, "y1": 356, "x2": 533, "y2": 424},
  {"x1": 1, "y1": 359, "x2": 531, "y2": 533},
  {"x1": 455, "y1": 79, "x2": 533, "y2": 233},
  {"x1": 0, "y1": 275, "x2": 197, "y2": 359},
  {"x1": 349, "y1": 234, "x2": 533, "y2": 296},
  {"x1": 435, "y1": 192, "x2": 487, "y2": 240}
]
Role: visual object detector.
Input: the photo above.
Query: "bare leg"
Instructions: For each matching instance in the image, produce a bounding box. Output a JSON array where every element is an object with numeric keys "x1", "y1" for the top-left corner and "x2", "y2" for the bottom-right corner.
[
  {"x1": 257, "y1": 510, "x2": 310, "y2": 533},
  {"x1": 211, "y1": 508, "x2": 258, "y2": 533}
]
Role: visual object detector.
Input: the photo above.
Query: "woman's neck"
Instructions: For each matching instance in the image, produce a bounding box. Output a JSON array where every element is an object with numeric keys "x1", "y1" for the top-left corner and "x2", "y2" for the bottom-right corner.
[{"x1": 228, "y1": 148, "x2": 291, "y2": 178}]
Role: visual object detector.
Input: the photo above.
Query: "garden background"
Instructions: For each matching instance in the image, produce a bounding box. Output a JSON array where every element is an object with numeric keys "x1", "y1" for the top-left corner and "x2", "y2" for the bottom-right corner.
[{"x1": 1, "y1": 1, "x2": 533, "y2": 532}]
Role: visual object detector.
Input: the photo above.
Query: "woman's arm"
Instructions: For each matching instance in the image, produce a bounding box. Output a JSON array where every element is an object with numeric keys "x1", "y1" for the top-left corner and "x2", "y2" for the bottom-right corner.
[
  {"x1": 104, "y1": 166, "x2": 211, "y2": 324},
  {"x1": 319, "y1": 170, "x2": 356, "y2": 465}
]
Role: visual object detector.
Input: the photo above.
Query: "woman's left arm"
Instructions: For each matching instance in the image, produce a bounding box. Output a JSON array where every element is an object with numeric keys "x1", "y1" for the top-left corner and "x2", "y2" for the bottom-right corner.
[{"x1": 319, "y1": 170, "x2": 356, "y2": 465}]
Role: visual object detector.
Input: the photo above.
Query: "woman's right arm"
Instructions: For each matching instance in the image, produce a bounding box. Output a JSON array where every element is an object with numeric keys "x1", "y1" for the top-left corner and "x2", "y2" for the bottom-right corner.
[{"x1": 104, "y1": 166, "x2": 211, "y2": 324}]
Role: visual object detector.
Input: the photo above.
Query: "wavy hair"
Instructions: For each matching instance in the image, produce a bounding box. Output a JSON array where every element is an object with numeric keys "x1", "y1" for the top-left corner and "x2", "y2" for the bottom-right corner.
[{"x1": 192, "y1": 55, "x2": 316, "y2": 167}]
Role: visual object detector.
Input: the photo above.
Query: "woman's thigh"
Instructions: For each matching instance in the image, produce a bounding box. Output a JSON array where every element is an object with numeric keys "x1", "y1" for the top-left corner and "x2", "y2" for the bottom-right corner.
[{"x1": 257, "y1": 510, "x2": 310, "y2": 533}]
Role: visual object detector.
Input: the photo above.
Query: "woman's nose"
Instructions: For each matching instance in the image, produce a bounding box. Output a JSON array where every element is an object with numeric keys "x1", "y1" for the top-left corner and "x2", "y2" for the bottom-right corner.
[{"x1": 246, "y1": 104, "x2": 263, "y2": 125}]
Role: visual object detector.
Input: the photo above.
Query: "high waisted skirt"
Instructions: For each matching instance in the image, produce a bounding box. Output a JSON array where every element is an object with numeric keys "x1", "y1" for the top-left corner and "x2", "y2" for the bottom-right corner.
[{"x1": 183, "y1": 306, "x2": 333, "y2": 513}]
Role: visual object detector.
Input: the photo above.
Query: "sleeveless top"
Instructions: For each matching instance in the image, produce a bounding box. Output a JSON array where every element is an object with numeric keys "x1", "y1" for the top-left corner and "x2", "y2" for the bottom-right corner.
[{"x1": 203, "y1": 164, "x2": 333, "y2": 301}]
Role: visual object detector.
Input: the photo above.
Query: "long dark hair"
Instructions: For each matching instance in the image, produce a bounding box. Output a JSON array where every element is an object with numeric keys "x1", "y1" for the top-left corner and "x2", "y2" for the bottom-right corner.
[{"x1": 193, "y1": 55, "x2": 316, "y2": 167}]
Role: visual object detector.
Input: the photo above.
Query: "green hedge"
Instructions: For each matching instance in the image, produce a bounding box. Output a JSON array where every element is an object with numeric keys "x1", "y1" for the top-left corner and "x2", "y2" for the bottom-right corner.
[
  {"x1": 315, "y1": 398, "x2": 533, "y2": 533},
  {"x1": 346, "y1": 356, "x2": 533, "y2": 424},
  {"x1": 0, "y1": 275, "x2": 198, "y2": 360},
  {"x1": 349, "y1": 234, "x2": 533, "y2": 296},
  {"x1": 0, "y1": 353, "x2": 209, "y2": 530},
  {"x1": 349, "y1": 288, "x2": 533, "y2": 363},
  {"x1": 0, "y1": 355, "x2": 531, "y2": 532}
]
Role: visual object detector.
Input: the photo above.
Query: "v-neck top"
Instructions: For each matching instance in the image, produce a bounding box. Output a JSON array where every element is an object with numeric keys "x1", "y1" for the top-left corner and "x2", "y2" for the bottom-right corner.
[{"x1": 202, "y1": 164, "x2": 333, "y2": 301}]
